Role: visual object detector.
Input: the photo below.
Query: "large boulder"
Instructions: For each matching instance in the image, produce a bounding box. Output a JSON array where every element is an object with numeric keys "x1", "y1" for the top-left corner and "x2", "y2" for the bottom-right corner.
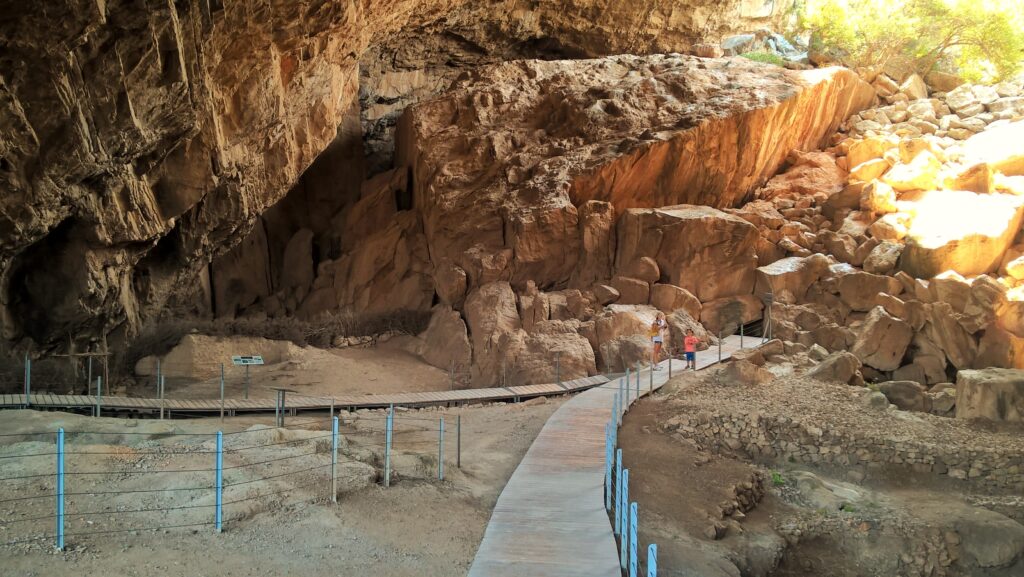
[
  {"x1": 923, "y1": 302, "x2": 978, "y2": 370},
  {"x1": 616, "y1": 206, "x2": 759, "y2": 303},
  {"x1": 754, "y1": 254, "x2": 830, "y2": 304},
  {"x1": 650, "y1": 283, "x2": 701, "y2": 319},
  {"x1": 756, "y1": 150, "x2": 847, "y2": 199},
  {"x1": 955, "y1": 368, "x2": 1024, "y2": 422},
  {"x1": 975, "y1": 326, "x2": 1024, "y2": 369},
  {"x1": 878, "y1": 380, "x2": 929, "y2": 412},
  {"x1": 404, "y1": 306, "x2": 472, "y2": 375},
  {"x1": 838, "y1": 271, "x2": 903, "y2": 312},
  {"x1": 959, "y1": 120, "x2": 1024, "y2": 177},
  {"x1": 506, "y1": 322, "x2": 598, "y2": 384},
  {"x1": 464, "y1": 282, "x2": 521, "y2": 386},
  {"x1": 806, "y1": 351, "x2": 862, "y2": 385},
  {"x1": 862, "y1": 241, "x2": 903, "y2": 274},
  {"x1": 852, "y1": 306, "x2": 913, "y2": 371},
  {"x1": 700, "y1": 295, "x2": 763, "y2": 335},
  {"x1": 610, "y1": 276, "x2": 650, "y2": 305},
  {"x1": 898, "y1": 190, "x2": 1024, "y2": 278},
  {"x1": 600, "y1": 335, "x2": 653, "y2": 373},
  {"x1": 882, "y1": 150, "x2": 941, "y2": 192},
  {"x1": 666, "y1": 309, "x2": 713, "y2": 354}
]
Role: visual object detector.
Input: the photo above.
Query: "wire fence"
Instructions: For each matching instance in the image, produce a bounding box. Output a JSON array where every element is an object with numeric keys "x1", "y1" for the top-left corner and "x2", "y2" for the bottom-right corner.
[
  {"x1": 605, "y1": 372, "x2": 660, "y2": 577},
  {"x1": 0, "y1": 408, "x2": 462, "y2": 551}
]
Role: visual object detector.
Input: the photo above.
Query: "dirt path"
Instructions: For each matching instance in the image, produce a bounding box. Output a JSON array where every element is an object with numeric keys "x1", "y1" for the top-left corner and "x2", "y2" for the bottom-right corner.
[
  {"x1": 0, "y1": 397, "x2": 563, "y2": 577},
  {"x1": 135, "y1": 343, "x2": 453, "y2": 401}
]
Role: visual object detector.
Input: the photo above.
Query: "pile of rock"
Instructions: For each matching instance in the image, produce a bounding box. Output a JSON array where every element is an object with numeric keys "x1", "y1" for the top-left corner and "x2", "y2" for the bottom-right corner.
[{"x1": 719, "y1": 71, "x2": 1024, "y2": 401}]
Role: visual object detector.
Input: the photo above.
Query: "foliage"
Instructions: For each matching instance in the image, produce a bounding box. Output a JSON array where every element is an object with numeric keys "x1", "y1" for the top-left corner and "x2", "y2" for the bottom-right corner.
[
  {"x1": 741, "y1": 51, "x2": 787, "y2": 67},
  {"x1": 798, "y1": 0, "x2": 1024, "y2": 82},
  {"x1": 771, "y1": 471, "x2": 786, "y2": 486}
]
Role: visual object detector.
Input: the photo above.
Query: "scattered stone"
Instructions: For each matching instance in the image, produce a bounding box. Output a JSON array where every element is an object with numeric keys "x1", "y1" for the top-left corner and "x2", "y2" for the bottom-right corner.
[{"x1": 852, "y1": 306, "x2": 913, "y2": 371}]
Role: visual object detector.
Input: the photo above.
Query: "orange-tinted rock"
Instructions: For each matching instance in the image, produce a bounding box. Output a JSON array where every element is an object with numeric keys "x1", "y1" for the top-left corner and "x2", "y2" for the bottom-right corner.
[
  {"x1": 610, "y1": 276, "x2": 650, "y2": 306},
  {"x1": 617, "y1": 206, "x2": 759, "y2": 302},
  {"x1": 756, "y1": 150, "x2": 847, "y2": 201},
  {"x1": 650, "y1": 284, "x2": 701, "y2": 319}
]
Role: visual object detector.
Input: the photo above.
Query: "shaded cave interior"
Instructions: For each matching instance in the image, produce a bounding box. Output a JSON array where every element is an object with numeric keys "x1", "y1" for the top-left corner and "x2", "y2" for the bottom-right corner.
[{"x1": 203, "y1": 32, "x2": 584, "y2": 321}]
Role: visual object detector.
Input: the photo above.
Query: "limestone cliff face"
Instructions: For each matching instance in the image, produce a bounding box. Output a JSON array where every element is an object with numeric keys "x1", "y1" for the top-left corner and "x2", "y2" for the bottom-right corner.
[
  {"x1": 0, "y1": 0, "x2": 792, "y2": 349},
  {"x1": 399, "y1": 56, "x2": 873, "y2": 297}
]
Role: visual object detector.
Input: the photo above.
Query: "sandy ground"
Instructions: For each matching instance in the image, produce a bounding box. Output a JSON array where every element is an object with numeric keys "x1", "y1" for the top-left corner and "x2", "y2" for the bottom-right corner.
[
  {"x1": 0, "y1": 396, "x2": 564, "y2": 577},
  {"x1": 618, "y1": 370, "x2": 1024, "y2": 577},
  {"x1": 131, "y1": 343, "x2": 454, "y2": 401}
]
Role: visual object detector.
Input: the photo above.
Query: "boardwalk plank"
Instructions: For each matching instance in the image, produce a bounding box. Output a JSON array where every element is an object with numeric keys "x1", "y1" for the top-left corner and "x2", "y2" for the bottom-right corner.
[{"x1": 467, "y1": 336, "x2": 753, "y2": 577}]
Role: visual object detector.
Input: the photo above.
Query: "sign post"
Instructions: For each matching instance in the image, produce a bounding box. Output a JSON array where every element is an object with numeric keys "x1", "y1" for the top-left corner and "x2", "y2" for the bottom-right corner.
[{"x1": 231, "y1": 355, "x2": 264, "y2": 400}]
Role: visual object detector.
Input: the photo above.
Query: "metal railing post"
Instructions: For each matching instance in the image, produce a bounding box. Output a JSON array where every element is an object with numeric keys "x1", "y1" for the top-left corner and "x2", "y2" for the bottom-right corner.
[
  {"x1": 456, "y1": 414, "x2": 461, "y2": 469},
  {"x1": 648, "y1": 544, "x2": 658, "y2": 577},
  {"x1": 215, "y1": 431, "x2": 223, "y2": 532},
  {"x1": 438, "y1": 417, "x2": 445, "y2": 481},
  {"x1": 629, "y1": 502, "x2": 638, "y2": 577},
  {"x1": 244, "y1": 365, "x2": 250, "y2": 400},
  {"x1": 24, "y1": 355, "x2": 31, "y2": 407},
  {"x1": 156, "y1": 358, "x2": 161, "y2": 396},
  {"x1": 605, "y1": 423, "x2": 613, "y2": 511},
  {"x1": 614, "y1": 450, "x2": 623, "y2": 536},
  {"x1": 331, "y1": 416, "x2": 339, "y2": 503},
  {"x1": 384, "y1": 404, "x2": 393, "y2": 488},
  {"x1": 219, "y1": 364, "x2": 225, "y2": 423},
  {"x1": 56, "y1": 428, "x2": 64, "y2": 551},
  {"x1": 635, "y1": 364, "x2": 640, "y2": 402},
  {"x1": 159, "y1": 375, "x2": 165, "y2": 420},
  {"x1": 95, "y1": 376, "x2": 102, "y2": 417},
  {"x1": 620, "y1": 469, "x2": 629, "y2": 568}
]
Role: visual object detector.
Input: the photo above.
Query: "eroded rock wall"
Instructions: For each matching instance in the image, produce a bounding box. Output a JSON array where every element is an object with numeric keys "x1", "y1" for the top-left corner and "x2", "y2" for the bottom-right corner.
[{"x1": 0, "y1": 0, "x2": 793, "y2": 350}]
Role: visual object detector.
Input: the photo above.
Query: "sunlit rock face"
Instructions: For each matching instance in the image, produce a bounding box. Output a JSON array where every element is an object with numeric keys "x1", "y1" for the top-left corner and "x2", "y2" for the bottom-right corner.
[
  {"x1": 898, "y1": 190, "x2": 1024, "y2": 279},
  {"x1": 400, "y1": 56, "x2": 871, "y2": 296},
  {"x1": 0, "y1": 0, "x2": 795, "y2": 348}
]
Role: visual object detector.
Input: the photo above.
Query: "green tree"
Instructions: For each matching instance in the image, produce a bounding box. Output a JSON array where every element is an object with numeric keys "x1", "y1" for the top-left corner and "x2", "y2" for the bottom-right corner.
[{"x1": 799, "y1": 0, "x2": 1024, "y2": 82}]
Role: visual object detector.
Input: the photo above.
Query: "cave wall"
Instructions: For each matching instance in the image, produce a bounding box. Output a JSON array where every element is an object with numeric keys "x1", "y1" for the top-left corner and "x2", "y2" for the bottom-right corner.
[{"x1": 0, "y1": 0, "x2": 793, "y2": 349}]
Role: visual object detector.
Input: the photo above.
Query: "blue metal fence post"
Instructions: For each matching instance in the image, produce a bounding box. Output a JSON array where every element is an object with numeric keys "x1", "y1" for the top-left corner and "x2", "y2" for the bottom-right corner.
[
  {"x1": 384, "y1": 405, "x2": 393, "y2": 488},
  {"x1": 614, "y1": 449, "x2": 623, "y2": 535},
  {"x1": 629, "y1": 502, "x2": 638, "y2": 577},
  {"x1": 56, "y1": 428, "x2": 64, "y2": 551},
  {"x1": 620, "y1": 469, "x2": 629, "y2": 568},
  {"x1": 215, "y1": 431, "x2": 223, "y2": 532},
  {"x1": 438, "y1": 417, "x2": 445, "y2": 481},
  {"x1": 24, "y1": 355, "x2": 31, "y2": 408},
  {"x1": 331, "y1": 416, "x2": 339, "y2": 503},
  {"x1": 647, "y1": 544, "x2": 658, "y2": 577},
  {"x1": 95, "y1": 377, "x2": 102, "y2": 417},
  {"x1": 604, "y1": 423, "x2": 612, "y2": 511}
]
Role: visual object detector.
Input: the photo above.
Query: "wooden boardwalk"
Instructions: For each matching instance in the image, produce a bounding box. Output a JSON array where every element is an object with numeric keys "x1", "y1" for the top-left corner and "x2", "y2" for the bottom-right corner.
[
  {"x1": 467, "y1": 336, "x2": 754, "y2": 577},
  {"x1": 0, "y1": 376, "x2": 609, "y2": 415}
]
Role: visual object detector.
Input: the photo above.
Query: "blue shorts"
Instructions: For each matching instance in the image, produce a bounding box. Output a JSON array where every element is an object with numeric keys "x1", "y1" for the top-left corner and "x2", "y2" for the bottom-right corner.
[{"x1": 684, "y1": 352, "x2": 695, "y2": 361}]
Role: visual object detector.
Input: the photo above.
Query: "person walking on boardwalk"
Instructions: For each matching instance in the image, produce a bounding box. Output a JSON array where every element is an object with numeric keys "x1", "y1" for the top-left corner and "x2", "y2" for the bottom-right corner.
[
  {"x1": 650, "y1": 312, "x2": 668, "y2": 370},
  {"x1": 684, "y1": 328, "x2": 699, "y2": 370}
]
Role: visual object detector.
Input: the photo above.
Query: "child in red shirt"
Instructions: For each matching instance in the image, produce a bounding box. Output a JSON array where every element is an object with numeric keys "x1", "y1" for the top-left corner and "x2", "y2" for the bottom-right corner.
[{"x1": 683, "y1": 329, "x2": 699, "y2": 370}]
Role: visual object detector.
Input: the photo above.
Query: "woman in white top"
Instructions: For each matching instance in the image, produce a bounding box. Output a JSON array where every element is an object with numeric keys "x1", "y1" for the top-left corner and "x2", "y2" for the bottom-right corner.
[{"x1": 650, "y1": 312, "x2": 667, "y2": 370}]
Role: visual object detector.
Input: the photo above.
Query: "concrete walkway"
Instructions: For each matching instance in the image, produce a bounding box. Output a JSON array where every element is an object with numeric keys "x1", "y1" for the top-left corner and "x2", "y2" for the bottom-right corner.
[{"x1": 467, "y1": 336, "x2": 753, "y2": 577}]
